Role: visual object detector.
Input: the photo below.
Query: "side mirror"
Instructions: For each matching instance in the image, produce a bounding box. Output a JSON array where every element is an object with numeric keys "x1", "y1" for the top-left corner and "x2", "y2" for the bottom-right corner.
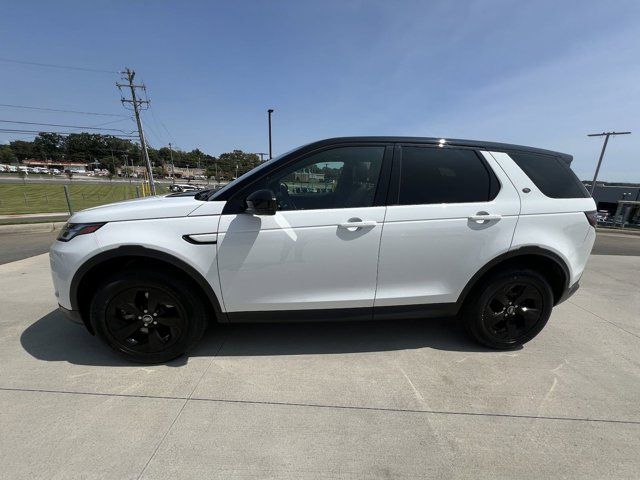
[{"x1": 245, "y1": 189, "x2": 277, "y2": 215}]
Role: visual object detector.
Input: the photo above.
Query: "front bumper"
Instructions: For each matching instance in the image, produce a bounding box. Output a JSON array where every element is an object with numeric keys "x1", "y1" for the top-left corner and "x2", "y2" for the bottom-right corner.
[{"x1": 58, "y1": 304, "x2": 83, "y2": 325}]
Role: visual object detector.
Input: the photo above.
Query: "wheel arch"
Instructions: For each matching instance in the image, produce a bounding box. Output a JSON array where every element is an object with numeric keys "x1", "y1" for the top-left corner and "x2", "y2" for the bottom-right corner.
[
  {"x1": 456, "y1": 246, "x2": 571, "y2": 309},
  {"x1": 70, "y1": 246, "x2": 226, "y2": 334}
]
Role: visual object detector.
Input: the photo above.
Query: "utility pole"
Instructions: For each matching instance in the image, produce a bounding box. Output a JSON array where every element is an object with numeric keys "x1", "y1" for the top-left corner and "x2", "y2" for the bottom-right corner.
[
  {"x1": 117, "y1": 68, "x2": 156, "y2": 195},
  {"x1": 587, "y1": 131, "x2": 631, "y2": 195},
  {"x1": 267, "y1": 109, "x2": 274, "y2": 159},
  {"x1": 168, "y1": 142, "x2": 175, "y2": 182}
]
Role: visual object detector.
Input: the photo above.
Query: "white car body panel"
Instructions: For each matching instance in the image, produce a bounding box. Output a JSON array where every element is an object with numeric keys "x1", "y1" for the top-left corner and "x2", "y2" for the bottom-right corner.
[
  {"x1": 49, "y1": 234, "x2": 102, "y2": 310},
  {"x1": 489, "y1": 151, "x2": 596, "y2": 284},
  {"x1": 71, "y1": 195, "x2": 204, "y2": 223},
  {"x1": 375, "y1": 152, "x2": 521, "y2": 306},
  {"x1": 92, "y1": 215, "x2": 225, "y2": 309},
  {"x1": 217, "y1": 207, "x2": 386, "y2": 311}
]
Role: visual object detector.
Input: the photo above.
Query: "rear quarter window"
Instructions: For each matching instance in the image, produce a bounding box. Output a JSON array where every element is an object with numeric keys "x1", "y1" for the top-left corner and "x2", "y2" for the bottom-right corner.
[{"x1": 508, "y1": 152, "x2": 590, "y2": 199}]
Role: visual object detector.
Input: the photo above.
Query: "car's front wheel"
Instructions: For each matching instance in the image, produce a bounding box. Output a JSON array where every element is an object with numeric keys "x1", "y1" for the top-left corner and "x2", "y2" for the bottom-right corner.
[
  {"x1": 89, "y1": 270, "x2": 208, "y2": 363},
  {"x1": 463, "y1": 268, "x2": 554, "y2": 349}
]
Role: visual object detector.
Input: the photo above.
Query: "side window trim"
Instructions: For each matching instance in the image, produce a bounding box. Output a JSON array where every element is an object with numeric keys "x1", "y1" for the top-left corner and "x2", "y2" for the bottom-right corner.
[
  {"x1": 388, "y1": 144, "x2": 501, "y2": 206},
  {"x1": 222, "y1": 143, "x2": 394, "y2": 214}
]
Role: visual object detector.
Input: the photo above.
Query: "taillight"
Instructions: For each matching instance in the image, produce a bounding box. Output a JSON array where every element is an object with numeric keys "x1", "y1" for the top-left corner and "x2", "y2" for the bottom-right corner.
[{"x1": 584, "y1": 211, "x2": 597, "y2": 228}]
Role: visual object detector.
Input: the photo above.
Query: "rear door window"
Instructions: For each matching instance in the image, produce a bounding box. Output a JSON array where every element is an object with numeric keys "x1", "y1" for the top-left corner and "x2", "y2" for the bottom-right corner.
[
  {"x1": 508, "y1": 152, "x2": 590, "y2": 198},
  {"x1": 397, "y1": 147, "x2": 500, "y2": 205}
]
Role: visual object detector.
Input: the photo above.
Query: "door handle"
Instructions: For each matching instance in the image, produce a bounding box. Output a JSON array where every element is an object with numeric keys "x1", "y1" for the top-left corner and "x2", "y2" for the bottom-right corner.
[
  {"x1": 468, "y1": 213, "x2": 502, "y2": 223},
  {"x1": 338, "y1": 220, "x2": 377, "y2": 230}
]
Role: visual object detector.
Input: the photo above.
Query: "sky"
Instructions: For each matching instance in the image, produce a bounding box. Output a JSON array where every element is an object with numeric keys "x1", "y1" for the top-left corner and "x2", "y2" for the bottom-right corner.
[{"x1": 1, "y1": 0, "x2": 639, "y2": 181}]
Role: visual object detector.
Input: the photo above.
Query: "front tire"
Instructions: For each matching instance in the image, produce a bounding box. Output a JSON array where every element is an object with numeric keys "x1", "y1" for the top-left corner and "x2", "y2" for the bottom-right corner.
[
  {"x1": 463, "y1": 269, "x2": 553, "y2": 349},
  {"x1": 89, "y1": 270, "x2": 208, "y2": 363}
]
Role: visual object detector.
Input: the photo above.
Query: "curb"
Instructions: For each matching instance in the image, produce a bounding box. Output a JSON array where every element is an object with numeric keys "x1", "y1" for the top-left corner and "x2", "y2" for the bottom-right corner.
[
  {"x1": 0, "y1": 221, "x2": 67, "y2": 235},
  {"x1": 596, "y1": 227, "x2": 640, "y2": 237}
]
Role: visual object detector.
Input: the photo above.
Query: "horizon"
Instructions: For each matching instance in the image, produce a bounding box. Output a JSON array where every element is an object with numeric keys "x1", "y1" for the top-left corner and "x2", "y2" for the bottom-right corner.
[{"x1": 1, "y1": 0, "x2": 639, "y2": 182}]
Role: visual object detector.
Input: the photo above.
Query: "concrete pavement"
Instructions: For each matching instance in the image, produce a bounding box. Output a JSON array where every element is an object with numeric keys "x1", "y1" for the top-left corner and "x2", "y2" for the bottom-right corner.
[
  {"x1": 0, "y1": 253, "x2": 639, "y2": 479},
  {"x1": 0, "y1": 230, "x2": 58, "y2": 265}
]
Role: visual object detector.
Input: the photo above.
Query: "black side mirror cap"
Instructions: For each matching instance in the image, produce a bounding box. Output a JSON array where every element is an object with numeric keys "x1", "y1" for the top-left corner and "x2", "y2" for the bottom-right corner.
[{"x1": 245, "y1": 189, "x2": 277, "y2": 215}]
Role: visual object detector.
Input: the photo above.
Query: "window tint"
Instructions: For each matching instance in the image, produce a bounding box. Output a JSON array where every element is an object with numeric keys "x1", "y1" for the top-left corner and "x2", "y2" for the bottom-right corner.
[
  {"x1": 398, "y1": 147, "x2": 499, "y2": 205},
  {"x1": 254, "y1": 146, "x2": 385, "y2": 211},
  {"x1": 508, "y1": 152, "x2": 590, "y2": 199}
]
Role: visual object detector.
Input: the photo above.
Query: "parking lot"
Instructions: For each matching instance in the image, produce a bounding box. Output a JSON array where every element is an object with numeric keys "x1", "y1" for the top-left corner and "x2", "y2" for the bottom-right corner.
[{"x1": 1, "y1": 242, "x2": 639, "y2": 478}]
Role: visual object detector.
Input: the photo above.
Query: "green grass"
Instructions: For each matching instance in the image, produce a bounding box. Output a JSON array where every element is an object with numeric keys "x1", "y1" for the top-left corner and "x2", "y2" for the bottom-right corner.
[{"x1": 0, "y1": 183, "x2": 170, "y2": 215}]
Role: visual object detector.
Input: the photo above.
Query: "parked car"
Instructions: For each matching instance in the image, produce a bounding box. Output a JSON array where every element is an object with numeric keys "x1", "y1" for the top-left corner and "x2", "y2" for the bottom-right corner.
[
  {"x1": 168, "y1": 183, "x2": 199, "y2": 192},
  {"x1": 50, "y1": 137, "x2": 596, "y2": 363}
]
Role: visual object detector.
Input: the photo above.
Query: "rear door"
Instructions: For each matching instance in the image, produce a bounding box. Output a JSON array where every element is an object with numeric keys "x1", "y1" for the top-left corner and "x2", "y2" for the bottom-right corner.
[{"x1": 374, "y1": 145, "x2": 520, "y2": 315}]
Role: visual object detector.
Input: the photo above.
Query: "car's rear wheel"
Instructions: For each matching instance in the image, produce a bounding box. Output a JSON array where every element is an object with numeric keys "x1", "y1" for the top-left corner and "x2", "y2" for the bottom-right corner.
[
  {"x1": 89, "y1": 271, "x2": 208, "y2": 363},
  {"x1": 463, "y1": 269, "x2": 553, "y2": 349}
]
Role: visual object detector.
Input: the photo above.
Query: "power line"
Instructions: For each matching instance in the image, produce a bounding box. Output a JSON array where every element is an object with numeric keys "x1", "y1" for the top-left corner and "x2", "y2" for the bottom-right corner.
[
  {"x1": 142, "y1": 119, "x2": 165, "y2": 146},
  {"x1": 0, "y1": 128, "x2": 138, "y2": 138},
  {"x1": 0, "y1": 57, "x2": 117, "y2": 74},
  {"x1": 0, "y1": 103, "x2": 127, "y2": 117},
  {"x1": 88, "y1": 117, "x2": 135, "y2": 128},
  {"x1": 148, "y1": 104, "x2": 174, "y2": 143},
  {"x1": 0, "y1": 119, "x2": 134, "y2": 133}
]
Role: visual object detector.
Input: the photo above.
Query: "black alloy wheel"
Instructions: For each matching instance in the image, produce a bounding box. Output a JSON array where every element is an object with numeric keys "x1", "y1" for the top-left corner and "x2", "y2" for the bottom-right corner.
[
  {"x1": 464, "y1": 269, "x2": 553, "y2": 349},
  {"x1": 105, "y1": 287, "x2": 186, "y2": 354},
  {"x1": 482, "y1": 281, "x2": 544, "y2": 342},
  {"x1": 90, "y1": 270, "x2": 208, "y2": 363}
]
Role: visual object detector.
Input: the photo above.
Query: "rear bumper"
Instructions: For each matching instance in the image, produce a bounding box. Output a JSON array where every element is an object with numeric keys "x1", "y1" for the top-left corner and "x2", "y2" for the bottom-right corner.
[
  {"x1": 58, "y1": 304, "x2": 83, "y2": 325},
  {"x1": 557, "y1": 281, "x2": 580, "y2": 305}
]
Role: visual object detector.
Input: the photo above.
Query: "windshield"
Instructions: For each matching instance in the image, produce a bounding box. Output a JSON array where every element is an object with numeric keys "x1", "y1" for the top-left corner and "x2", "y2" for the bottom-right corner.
[{"x1": 210, "y1": 147, "x2": 301, "y2": 200}]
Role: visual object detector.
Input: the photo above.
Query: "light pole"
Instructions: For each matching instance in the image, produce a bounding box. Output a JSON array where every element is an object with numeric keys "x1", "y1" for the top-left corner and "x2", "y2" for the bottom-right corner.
[
  {"x1": 168, "y1": 142, "x2": 175, "y2": 182},
  {"x1": 267, "y1": 109, "x2": 274, "y2": 159},
  {"x1": 587, "y1": 131, "x2": 631, "y2": 195}
]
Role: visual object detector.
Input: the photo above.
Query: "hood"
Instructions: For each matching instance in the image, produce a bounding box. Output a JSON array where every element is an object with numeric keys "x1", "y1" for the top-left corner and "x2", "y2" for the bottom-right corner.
[{"x1": 70, "y1": 194, "x2": 209, "y2": 223}]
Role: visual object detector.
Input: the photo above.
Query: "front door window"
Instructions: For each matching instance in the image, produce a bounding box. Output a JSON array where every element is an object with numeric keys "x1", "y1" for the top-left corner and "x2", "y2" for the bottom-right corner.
[{"x1": 255, "y1": 146, "x2": 385, "y2": 211}]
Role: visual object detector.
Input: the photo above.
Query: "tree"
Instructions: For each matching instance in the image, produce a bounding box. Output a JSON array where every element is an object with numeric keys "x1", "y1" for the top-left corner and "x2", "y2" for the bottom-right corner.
[
  {"x1": 216, "y1": 150, "x2": 260, "y2": 179},
  {"x1": 33, "y1": 132, "x2": 64, "y2": 160},
  {"x1": 0, "y1": 145, "x2": 17, "y2": 164},
  {"x1": 9, "y1": 140, "x2": 34, "y2": 161},
  {"x1": 1, "y1": 132, "x2": 255, "y2": 182}
]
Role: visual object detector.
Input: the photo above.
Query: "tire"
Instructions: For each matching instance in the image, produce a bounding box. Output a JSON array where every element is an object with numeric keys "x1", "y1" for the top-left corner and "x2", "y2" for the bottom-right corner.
[
  {"x1": 89, "y1": 270, "x2": 209, "y2": 363},
  {"x1": 462, "y1": 268, "x2": 553, "y2": 349}
]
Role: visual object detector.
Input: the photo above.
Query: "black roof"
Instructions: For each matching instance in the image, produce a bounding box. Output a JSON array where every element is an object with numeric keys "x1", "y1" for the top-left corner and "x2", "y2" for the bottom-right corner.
[{"x1": 310, "y1": 136, "x2": 573, "y2": 164}]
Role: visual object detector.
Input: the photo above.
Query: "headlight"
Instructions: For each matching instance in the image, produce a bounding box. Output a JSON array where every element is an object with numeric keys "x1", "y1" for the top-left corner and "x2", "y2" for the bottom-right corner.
[{"x1": 57, "y1": 222, "x2": 106, "y2": 242}]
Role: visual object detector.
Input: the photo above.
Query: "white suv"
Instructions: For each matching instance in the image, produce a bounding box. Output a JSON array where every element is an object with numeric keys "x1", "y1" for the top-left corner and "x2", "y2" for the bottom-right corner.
[{"x1": 50, "y1": 137, "x2": 596, "y2": 363}]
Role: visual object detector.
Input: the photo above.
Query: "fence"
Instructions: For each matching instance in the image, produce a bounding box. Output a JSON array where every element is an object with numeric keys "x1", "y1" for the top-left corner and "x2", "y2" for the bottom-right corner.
[{"x1": 0, "y1": 182, "x2": 167, "y2": 216}]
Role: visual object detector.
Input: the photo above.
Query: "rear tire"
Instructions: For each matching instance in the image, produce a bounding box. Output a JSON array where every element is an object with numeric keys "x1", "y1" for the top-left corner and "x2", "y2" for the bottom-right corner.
[
  {"x1": 89, "y1": 270, "x2": 208, "y2": 363},
  {"x1": 462, "y1": 268, "x2": 553, "y2": 349}
]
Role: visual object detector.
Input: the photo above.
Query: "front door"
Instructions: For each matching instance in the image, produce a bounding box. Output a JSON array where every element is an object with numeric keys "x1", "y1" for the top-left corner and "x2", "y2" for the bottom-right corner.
[{"x1": 217, "y1": 144, "x2": 391, "y2": 318}]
